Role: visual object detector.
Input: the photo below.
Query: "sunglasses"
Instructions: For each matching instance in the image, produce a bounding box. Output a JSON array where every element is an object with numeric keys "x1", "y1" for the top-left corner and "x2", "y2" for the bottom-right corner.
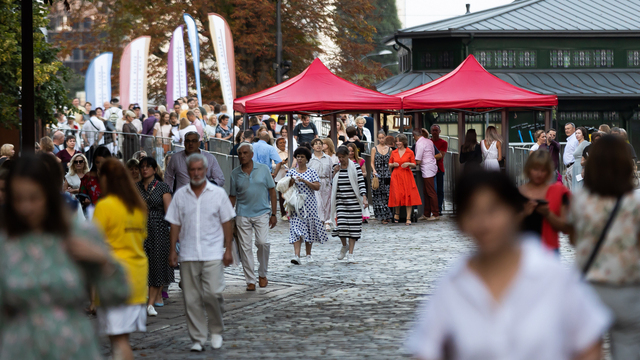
[{"x1": 73, "y1": 160, "x2": 84, "y2": 164}]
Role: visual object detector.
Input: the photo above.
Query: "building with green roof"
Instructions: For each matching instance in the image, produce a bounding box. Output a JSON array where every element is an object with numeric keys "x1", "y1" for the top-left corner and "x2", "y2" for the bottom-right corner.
[{"x1": 377, "y1": 0, "x2": 640, "y2": 148}]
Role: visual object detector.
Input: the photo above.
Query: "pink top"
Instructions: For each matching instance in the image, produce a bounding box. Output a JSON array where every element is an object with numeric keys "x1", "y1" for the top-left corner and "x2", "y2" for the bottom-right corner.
[
  {"x1": 193, "y1": 118, "x2": 205, "y2": 140},
  {"x1": 414, "y1": 137, "x2": 438, "y2": 178}
]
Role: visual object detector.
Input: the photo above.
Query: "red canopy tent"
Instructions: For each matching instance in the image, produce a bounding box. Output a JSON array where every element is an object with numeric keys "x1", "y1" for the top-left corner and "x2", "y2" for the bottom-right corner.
[
  {"x1": 234, "y1": 58, "x2": 402, "y2": 161},
  {"x1": 395, "y1": 55, "x2": 558, "y2": 158},
  {"x1": 233, "y1": 58, "x2": 402, "y2": 113},
  {"x1": 397, "y1": 55, "x2": 558, "y2": 109}
]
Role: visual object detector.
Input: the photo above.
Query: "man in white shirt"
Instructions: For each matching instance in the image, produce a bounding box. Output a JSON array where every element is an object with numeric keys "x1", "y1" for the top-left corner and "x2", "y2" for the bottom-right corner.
[
  {"x1": 562, "y1": 122, "x2": 578, "y2": 190},
  {"x1": 81, "y1": 110, "x2": 105, "y2": 150},
  {"x1": 166, "y1": 153, "x2": 235, "y2": 352}
]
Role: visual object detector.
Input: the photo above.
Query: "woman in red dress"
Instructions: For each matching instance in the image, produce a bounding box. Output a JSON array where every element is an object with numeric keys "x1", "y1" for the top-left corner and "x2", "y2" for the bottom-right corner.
[{"x1": 388, "y1": 134, "x2": 422, "y2": 225}]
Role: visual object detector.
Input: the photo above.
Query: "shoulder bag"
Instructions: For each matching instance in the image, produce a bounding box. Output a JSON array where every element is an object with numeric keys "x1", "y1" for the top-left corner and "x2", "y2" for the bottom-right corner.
[{"x1": 582, "y1": 196, "x2": 623, "y2": 277}]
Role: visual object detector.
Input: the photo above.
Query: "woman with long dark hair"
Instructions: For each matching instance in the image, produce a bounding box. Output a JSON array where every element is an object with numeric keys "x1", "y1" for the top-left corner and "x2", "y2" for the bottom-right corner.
[
  {"x1": 406, "y1": 169, "x2": 610, "y2": 360},
  {"x1": 388, "y1": 134, "x2": 421, "y2": 225},
  {"x1": 566, "y1": 135, "x2": 640, "y2": 359},
  {"x1": 136, "y1": 157, "x2": 173, "y2": 315},
  {"x1": 93, "y1": 158, "x2": 148, "y2": 360},
  {"x1": 459, "y1": 129, "x2": 482, "y2": 166},
  {"x1": 0, "y1": 155, "x2": 124, "y2": 360},
  {"x1": 78, "y1": 146, "x2": 111, "y2": 210},
  {"x1": 370, "y1": 130, "x2": 393, "y2": 224}
]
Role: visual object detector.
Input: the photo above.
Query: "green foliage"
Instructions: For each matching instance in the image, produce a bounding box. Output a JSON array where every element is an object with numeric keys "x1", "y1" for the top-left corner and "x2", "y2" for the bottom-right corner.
[{"x1": 0, "y1": 0, "x2": 75, "y2": 129}]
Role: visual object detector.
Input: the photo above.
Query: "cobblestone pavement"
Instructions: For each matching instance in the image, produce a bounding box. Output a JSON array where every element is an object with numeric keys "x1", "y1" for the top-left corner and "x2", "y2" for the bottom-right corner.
[{"x1": 100, "y1": 215, "x2": 578, "y2": 359}]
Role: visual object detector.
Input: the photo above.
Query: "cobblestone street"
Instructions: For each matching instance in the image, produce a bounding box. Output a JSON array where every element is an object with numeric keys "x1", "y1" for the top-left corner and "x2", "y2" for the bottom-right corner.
[{"x1": 102, "y1": 216, "x2": 576, "y2": 359}]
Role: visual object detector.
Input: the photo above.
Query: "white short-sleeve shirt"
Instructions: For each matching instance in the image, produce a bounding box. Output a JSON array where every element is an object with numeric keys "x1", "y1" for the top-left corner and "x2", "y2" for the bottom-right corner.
[
  {"x1": 165, "y1": 182, "x2": 236, "y2": 262},
  {"x1": 405, "y1": 239, "x2": 611, "y2": 360}
]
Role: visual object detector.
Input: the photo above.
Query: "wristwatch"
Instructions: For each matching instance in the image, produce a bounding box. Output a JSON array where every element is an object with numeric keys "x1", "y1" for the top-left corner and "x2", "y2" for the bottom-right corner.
[{"x1": 271, "y1": 213, "x2": 276, "y2": 217}]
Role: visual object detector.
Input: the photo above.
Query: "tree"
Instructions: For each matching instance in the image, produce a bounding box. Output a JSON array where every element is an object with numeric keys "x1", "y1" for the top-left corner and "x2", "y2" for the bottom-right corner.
[
  {"x1": 53, "y1": 0, "x2": 387, "y2": 106},
  {"x1": 0, "y1": 0, "x2": 75, "y2": 128}
]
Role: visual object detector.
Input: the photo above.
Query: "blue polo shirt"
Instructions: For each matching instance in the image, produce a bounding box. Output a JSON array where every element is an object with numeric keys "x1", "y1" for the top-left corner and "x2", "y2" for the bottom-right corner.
[
  {"x1": 252, "y1": 140, "x2": 282, "y2": 172},
  {"x1": 230, "y1": 162, "x2": 276, "y2": 218}
]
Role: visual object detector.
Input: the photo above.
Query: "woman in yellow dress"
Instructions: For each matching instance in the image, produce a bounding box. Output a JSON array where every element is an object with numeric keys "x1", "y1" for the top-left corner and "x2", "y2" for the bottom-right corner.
[{"x1": 93, "y1": 158, "x2": 148, "y2": 360}]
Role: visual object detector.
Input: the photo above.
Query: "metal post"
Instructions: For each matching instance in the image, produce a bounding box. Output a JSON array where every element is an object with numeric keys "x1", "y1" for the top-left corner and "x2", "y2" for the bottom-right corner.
[
  {"x1": 275, "y1": 0, "x2": 283, "y2": 84},
  {"x1": 501, "y1": 109, "x2": 509, "y2": 168},
  {"x1": 457, "y1": 112, "x2": 465, "y2": 152},
  {"x1": 399, "y1": 109, "x2": 404, "y2": 133},
  {"x1": 383, "y1": 113, "x2": 388, "y2": 134},
  {"x1": 415, "y1": 112, "x2": 422, "y2": 130},
  {"x1": 21, "y1": 0, "x2": 35, "y2": 154},
  {"x1": 544, "y1": 109, "x2": 551, "y2": 132},
  {"x1": 330, "y1": 113, "x2": 338, "y2": 147},
  {"x1": 287, "y1": 112, "x2": 294, "y2": 166},
  {"x1": 243, "y1": 113, "x2": 248, "y2": 131},
  {"x1": 373, "y1": 112, "x2": 379, "y2": 138}
]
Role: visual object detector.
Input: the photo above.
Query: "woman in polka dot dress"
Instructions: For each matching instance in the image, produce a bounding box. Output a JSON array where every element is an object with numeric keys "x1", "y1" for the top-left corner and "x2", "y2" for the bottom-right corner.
[{"x1": 287, "y1": 147, "x2": 328, "y2": 265}]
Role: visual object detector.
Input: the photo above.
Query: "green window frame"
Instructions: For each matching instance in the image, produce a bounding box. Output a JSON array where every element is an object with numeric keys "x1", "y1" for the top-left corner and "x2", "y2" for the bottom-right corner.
[
  {"x1": 551, "y1": 50, "x2": 614, "y2": 68},
  {"x1": 475, "y1": 50, "x2": 536, "y2": 68},
  {"x1": 628, "y1": 51, "x2": 640, "y2": 67}
]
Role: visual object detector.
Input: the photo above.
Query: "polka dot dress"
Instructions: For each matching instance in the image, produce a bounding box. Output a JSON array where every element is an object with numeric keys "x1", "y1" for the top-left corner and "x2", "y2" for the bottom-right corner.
[
  {"x1": 136, "y1": 180, "x2": 175, "y2": 287},
  {"x1": 286, "y1": 168, "x2": 328, "y2": 244}
]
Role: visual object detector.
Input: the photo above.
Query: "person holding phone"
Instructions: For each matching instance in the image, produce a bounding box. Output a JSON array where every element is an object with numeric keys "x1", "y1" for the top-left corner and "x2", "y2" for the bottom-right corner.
[{"x1": 518, "y1": 150, "x2": 570, "y2": 254}]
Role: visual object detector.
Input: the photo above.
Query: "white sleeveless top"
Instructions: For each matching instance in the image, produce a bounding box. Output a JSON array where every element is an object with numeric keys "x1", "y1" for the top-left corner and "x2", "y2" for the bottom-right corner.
[{"x1": 481, "y1": 140, "x2": 500, "y2": 171}]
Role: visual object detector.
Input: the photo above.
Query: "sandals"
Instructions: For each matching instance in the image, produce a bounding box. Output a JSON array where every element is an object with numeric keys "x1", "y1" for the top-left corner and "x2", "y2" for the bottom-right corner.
[
  {"x1": 392, "y1": 214, "x2": 400, "y2": 223},
  {"x1": 405, "y1": 220, "x2": 412, "y2": 226}
]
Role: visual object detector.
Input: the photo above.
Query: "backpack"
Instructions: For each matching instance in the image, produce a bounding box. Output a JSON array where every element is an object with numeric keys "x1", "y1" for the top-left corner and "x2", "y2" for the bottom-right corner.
[{"x1": 108, "y1": 110, "x2": 119, "y2": 124}]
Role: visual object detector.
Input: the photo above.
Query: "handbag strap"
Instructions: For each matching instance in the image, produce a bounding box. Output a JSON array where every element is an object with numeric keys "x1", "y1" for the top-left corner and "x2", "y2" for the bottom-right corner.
[{"x1": 582, "y1": 196, "x2": 623, "y2": 276}]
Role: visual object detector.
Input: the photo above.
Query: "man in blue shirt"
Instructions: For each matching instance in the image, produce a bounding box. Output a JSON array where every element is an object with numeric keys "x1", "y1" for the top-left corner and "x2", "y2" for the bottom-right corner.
[
  {"x1": 229, "y1": 143, "x2": 277, "y2": 291},
  {"x1": 252, "y1": 133, "x2": 283, "y2": 174}
]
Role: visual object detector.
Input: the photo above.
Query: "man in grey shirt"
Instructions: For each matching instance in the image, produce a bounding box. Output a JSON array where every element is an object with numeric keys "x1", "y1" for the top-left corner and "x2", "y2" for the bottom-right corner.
[
  {"x1": 165, "y1": 131, "x2": 225, "y2": 191},
  {"x1": 562, "y1": 122, "x2": 578, "y2": 190}
]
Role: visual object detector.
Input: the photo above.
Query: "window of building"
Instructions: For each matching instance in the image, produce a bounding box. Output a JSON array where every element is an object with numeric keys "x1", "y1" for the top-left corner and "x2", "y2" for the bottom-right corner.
[
  {"x1": 475, "y1": 50, "x2": 536, "y2": 68},
  {"x1": 72, "y1": 48, "x2": 83, "y2": 61},
  {"x1": 551, "y1": 50, "x2": 614, "y2": 68},
  {"x1": 421, "y1": 53, "x2": 432, "y2": 69},
  {"x1": 439, "y1": 51, "x2": 454, "y2": 68},
  {"x1": 627, "y1": 51, "x2": 640, "y2": 67}
]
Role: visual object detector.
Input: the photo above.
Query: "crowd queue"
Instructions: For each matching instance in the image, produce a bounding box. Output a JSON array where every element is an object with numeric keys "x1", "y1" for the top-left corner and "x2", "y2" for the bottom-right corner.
[{"x1": 0, "y1": 95, "x2": 639, "y2": 360}]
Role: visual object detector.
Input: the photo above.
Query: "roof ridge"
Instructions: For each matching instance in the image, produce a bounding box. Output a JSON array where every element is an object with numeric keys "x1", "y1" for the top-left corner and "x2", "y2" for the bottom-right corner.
[{"x1": 399, "y1": 0, "x2": 543, "y2": 32}]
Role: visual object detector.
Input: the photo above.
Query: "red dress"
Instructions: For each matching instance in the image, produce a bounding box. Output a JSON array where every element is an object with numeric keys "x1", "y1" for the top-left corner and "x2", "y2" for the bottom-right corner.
[
  {"x1": 388, "y1": 148, "x2": 422, "y2": 207},
  {"x1": 541, "y1": 183, "x2": 570, "y2": 250}
]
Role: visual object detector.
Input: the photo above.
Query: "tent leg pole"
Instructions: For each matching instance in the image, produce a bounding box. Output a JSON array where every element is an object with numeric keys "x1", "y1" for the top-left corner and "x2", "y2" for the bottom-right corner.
[
  {"x1": 288, "y1": 112, "x2": 294, "y2": 167},
  {"x1": 330, "y1": 113, "x2": 338, "y2": 147},
  {"x1": 243, "y1": 113, "x2": 248, "y2": 131},
  {"x1": 544, "y1": 109, "x2": 551, "y2": 132},
  {"x1": 458, "y1": 112, "x2": 465, "y2": 153},
  {"x1": 373, "y1": 112, "x2": 379, "y2": 139},
  {"x1": 501, "y1": 109, "x2": 509, "y2": 170},
  {"x1": 383, "y1": 113, "x2": 388, "y2": 134}
]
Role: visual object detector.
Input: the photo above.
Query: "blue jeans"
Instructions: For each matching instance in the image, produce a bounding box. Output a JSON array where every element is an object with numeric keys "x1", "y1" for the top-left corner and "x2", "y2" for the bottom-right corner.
[{"x1": 434, "y1": 171, "x2": 444, "y2": 213}]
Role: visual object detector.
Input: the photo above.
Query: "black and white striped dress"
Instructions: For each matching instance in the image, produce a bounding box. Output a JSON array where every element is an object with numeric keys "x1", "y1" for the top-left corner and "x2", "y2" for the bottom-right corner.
[{"x1": 331, "y1": 164, "x2": 367, "y2": 240}]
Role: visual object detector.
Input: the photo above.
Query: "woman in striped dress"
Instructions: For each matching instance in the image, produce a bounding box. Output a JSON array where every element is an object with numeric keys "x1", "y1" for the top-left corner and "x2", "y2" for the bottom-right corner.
[{"x1": 331, "y1": 146, "x2": 368, "y2": 263}]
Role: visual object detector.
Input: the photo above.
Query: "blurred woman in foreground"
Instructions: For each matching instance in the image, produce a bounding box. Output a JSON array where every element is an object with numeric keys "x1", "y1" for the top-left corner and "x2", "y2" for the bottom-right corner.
[
  {"x1": 0, "y1": 155, "x2": 125, "y2": 360},
  {"x1": 519, "y1": 150, "x2": 570, "y2": 254},
  {"x1": 406, "y1": 169, "x2": 610, "y2": 360}
]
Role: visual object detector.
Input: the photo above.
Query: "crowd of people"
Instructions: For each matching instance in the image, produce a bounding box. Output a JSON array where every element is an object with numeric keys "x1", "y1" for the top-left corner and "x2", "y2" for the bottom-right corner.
[{"x1": 1, "y1": 101, "x2": 640, "y2": 360}]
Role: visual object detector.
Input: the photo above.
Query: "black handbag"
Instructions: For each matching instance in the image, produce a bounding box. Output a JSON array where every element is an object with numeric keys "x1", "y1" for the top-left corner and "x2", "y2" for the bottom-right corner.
[{"x1": 582, "y1": 196, "x2": 623, "y2": 277}]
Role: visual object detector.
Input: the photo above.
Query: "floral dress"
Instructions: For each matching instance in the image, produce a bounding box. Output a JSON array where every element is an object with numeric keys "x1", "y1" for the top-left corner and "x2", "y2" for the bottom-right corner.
[
  {"x1": 79, "y1": 173, "x2": 101, "y2": 204},
  {"x1": 0, "y1": 225, "x2": 126, "y2": 360},
  {"x1": 372, "y1": 147, "x2": 393, "y2": 221},
  {"x1": 286, "y1": 168, "x2": 328, "y2": 244}
]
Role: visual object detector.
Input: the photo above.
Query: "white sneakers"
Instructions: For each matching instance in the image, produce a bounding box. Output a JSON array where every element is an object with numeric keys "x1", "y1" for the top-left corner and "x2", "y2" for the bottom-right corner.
[
  {"x1": 306, "y1": 254, "x2": 315, "y2": 263},
  {"x1": 147, "y1": 304, "x2": 158, "y2": 316},
  {"x1": 211, "y1": 334, "x2": 223, "y2": 349},
  {"x1": 347, "y1": 254, "x2": 355, "y2": 263},
  {"x1": 189, "y1": 336, "x2": 222, "y2": 352},
  {"x1": 281, "y1": 215, "x2": 288, "y2": 221},
  {"x1": 338, "y1": 246, "x2": 348, "y2": 260},
  {"x1": 291, "y1": 256, "x2": 302, "y2": 265},
  {"x1": 427, "y1": 216, "x2": 440, "y2": 221}
]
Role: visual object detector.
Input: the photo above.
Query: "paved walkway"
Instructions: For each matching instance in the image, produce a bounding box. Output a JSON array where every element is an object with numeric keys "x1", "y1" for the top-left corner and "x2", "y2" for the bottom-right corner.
[{"x1": 100, "y1": 216, "x2": 577, "y2": 359}]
